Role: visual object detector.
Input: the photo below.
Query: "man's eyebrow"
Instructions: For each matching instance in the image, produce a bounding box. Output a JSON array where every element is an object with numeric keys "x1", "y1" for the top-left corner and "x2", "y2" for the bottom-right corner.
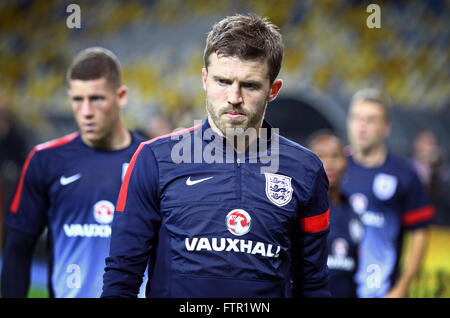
[
  {"x1": 71, "y1": 93, "x2": 106, "y2": 99},
  {"x1": 240, "y1": 80, "x2": 262, "y2": 86},
  {"x1": 211, "y1": 75, "x2": 264, "y2": 89},
  {"x1": 212, "y1": 75, "x2": 230, "y2": 81}
]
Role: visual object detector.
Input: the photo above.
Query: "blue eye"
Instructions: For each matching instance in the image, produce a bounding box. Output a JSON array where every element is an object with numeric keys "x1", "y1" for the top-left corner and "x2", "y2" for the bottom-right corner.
[
  {"x1": 91, "y1": 96, "x2": 104, "y2": 102},
  {"x1": 243, "y1": 83, "x2": 256, "y2": 90}
]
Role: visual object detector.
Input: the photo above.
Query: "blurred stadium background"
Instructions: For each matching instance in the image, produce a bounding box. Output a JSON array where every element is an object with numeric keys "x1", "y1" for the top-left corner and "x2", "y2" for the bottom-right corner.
[{"x1": 0, "y1": 0, "x2": 448, "y2": 298}]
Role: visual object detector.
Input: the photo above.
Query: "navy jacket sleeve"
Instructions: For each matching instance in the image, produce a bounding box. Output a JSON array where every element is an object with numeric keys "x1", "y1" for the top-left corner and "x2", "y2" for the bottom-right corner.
[
  {"x1": 1, "y1": 227, "x2": 39, "y2": 297},
  {"x1": 102, "y1": 143, "x2": 161, "y2": 298},
  {"x1": 401, "y1": 168, "x2": 435, "y2": 230},
  {"x1": 291, "y1": 164, "x2": 331, "y2": 297},
  {"x1": 2, "y1": 148, "x2": 48, "y2": 297},
  {"x1": 5, "y1": 148, "x2": 48, "y2": 235}
]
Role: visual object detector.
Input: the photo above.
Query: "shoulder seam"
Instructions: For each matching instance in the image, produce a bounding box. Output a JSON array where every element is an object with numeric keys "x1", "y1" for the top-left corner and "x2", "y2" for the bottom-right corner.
[
  {"x1": 35, "y1": 132, "x2": 79, "y2": 152},
  {"x1": 143, "y1": 124, "x2": 201, "y2": 148},
  {"x1": 278, "y1": 137, "x2": 322, "y2": 166},
  {"x1": 147, "y1": 145, "x2": 162, "y2": 209},
  {"x1": 305, "y1": 162, "x2": 325, "y2": 208}
]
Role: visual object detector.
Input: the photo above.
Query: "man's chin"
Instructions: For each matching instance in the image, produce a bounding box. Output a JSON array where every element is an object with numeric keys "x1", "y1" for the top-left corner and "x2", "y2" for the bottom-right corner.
[
  {"x1": 81, "y1": 131, "x2": 102, "y2": 146},
  {"x1": 352, "y1": 141, "x2": 370, "y2": 152},
  {"x1": 222, "y1": 123, "x2": 252, "y2": 136}
]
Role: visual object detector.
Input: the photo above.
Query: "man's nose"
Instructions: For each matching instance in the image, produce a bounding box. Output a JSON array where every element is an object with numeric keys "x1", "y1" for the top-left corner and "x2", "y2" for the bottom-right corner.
[
  {"x1": 81, "y1": 99, "x2": 94, "y2": 117},
  {"x1": 227, "y1": 82, "x2": 243, "y2": 105},
  {"x1": 353, "y1": 117, "x2": 367, "y2": 130}
]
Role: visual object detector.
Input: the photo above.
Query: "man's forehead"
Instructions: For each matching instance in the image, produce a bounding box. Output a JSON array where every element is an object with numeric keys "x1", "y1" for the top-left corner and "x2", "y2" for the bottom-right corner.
[
  {"x1": 312, "y1": 137, "x2": 343, "y2": 153},
  {"x1": 350, "y1": 100, "x2": 386, "y2": 115},
  {"x1": 69, "y1": 77, "x2": 112, "y2": 92},
  {"x1": 207, "y1": 53, "x2": 270, "y2": 78}
]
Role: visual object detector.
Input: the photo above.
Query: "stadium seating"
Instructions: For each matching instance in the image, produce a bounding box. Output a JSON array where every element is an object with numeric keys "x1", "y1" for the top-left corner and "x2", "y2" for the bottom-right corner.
[{"x1": 0, "y1": 0, "x2": 448, "y2": 133}]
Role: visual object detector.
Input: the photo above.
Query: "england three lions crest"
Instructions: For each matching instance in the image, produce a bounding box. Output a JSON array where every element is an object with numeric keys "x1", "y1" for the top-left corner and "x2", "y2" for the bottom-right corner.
[{"x1": 265, "y1": 173, "x2": 293, "y2": 207}]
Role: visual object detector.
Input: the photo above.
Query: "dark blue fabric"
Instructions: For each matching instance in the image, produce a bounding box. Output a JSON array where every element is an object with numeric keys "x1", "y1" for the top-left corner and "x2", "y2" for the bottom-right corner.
[
  {"x1": 103, "y1": 119, "x2": 331, "y2": 298},
  {"x1": 3, "y1": 131, "x2": 145, "y2": 297}
]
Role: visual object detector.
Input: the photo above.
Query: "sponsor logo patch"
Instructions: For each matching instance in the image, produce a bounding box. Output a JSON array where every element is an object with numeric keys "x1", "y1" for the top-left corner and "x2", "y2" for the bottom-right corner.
[{"x1": 226, "y1": 209, "x2": 251, "y2": 236}]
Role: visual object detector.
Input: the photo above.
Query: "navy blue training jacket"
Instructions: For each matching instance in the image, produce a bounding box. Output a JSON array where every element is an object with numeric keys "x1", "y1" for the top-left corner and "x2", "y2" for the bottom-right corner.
[
  {"x1": 4, "y1": 131, "x2": 145, "y2": 297},
  {"x1": 102, "y1": 118, "x2": 330, "y2": 298}
]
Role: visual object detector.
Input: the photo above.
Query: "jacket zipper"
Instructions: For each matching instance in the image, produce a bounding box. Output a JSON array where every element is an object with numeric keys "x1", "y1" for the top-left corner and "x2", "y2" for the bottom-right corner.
[{"x1": 236, "y1": 157, "x2": 242, "y2": 202}]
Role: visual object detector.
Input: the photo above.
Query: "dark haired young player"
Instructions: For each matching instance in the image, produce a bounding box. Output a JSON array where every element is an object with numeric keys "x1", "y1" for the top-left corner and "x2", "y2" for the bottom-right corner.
[{"x1": 1, "y1": 47, "x2": 146, "y2": 298}]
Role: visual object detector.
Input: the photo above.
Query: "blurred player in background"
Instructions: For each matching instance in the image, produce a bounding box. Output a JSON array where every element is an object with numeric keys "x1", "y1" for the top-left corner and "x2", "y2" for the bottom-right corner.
[
  {"x1": 410, "y1": 130, "x2": 450, "y2": 226},
  {"x1": 1, "y1": 47, "x2": 146, "y2": 298},
  {"x1": 309, "y1": 132, "x2": 363, "y2": 298},
  {"x1": 0, "y1": 96, "x2": 28, "y2": 248},
  {"x1": 102, "y1": 13, "x2": 331, "y2": 298},
  {"x1": 410, "y1": 130, "x2": 441, "y2": 190},
  {"x1": 342, "y1": 88, "x2": 434, "y2": 298}
]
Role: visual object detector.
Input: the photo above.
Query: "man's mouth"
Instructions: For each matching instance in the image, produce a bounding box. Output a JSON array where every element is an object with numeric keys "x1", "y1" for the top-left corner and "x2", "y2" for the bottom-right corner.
[
  {"x1": 326, "y1": 171, "x2": 336, "y2": 181},
  {"x1": 83, "y1": 123, "x2": 96, "y2": 132},
  {"x1": 225, "y1": 111, "x2": 244, "y2": 120}
]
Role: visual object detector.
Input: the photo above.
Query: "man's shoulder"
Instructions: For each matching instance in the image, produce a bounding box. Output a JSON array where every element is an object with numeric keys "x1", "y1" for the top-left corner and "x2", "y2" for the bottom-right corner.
[
  {"x1": 347, "y1": 151, "x2": 414, "y2": 173},
  {"x1": 385, "y1": 152, "x2": 414, "y2": 171},
  {"x1": 278, "y1": 134, "x2": 323, "y2": 169},
  {"x1": 389, "y1": 153, "x2": 426, "y2": 190},
  {"x1": 29, "y1": 132, "x2": 80, "y2": 165},
  {"x1": 130, "y1": 131, "x2": 148, "y2": 146},
  {"x1": 34, "y1": 131, "x2": 80, "y2": 153},
  {"x1": 137, "y1": 124, "x2": 201, "y2": 157}
]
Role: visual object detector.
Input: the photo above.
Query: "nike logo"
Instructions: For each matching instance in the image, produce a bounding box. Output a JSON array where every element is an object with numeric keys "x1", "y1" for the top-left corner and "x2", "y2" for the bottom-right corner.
[
  {"x1": 60, "y1": 173, "x2": 82, "y2": 186},
  {"x1": 186, "y1": 176, "x2": 213, "y2": 186}
]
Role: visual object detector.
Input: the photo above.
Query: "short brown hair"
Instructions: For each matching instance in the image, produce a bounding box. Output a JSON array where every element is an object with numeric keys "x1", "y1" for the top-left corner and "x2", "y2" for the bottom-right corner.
[
  {"x1": 67, "y1": 47, "x2": 122, "y2": 88},
  {"x1": 203, "y1": 13, "x2": 283, "y2": 84},
  {"x1": 350, "y1": 88, "x2": 392, "y2": 121}
]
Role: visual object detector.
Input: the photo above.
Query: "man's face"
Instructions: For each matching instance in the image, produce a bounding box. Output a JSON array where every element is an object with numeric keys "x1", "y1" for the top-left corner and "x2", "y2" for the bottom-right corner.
[
  {"x1": 347, "y1": 101, "x2": 390, "y2": 154},
  {"x1": 202, "y1": 53, "x2": 282, "y2": 137},
  {"x1": 310, "y1": 137, "x2": 347, "y2": 189},
  {"x1": 69, "y1": 78, "x2": 126, "y2": 147},
  {"x1": 414, "y1": 131, "x2": 438, "y2": 165}
]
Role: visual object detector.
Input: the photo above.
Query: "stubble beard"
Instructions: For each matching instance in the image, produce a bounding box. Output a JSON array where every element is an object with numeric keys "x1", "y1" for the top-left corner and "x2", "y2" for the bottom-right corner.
[{"x1": 206, "y1": 99, "x2": 267, "y2": 139}]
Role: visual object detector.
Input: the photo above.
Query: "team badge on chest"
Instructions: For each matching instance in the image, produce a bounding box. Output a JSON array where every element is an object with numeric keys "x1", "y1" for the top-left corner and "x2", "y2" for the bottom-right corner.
[
  {"x1": 264, "y1": 173, "x2": 293, "y2": 207},
  {"x1": 372, "y1": 173, "x2": 398, "y2": 200}
]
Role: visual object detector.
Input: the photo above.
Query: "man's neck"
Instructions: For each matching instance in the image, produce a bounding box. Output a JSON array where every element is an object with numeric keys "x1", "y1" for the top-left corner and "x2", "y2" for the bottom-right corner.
[
  {"x1": 328, "y1": 186, "x2": 342, "y2": 206},
  {"x1": 108, "y1": 125, "x2": 132, "y2": 150},
  {"x1": 83, "y1": 123, "x2": 131, "y2": 151},
  {"x1": 208, "y1": 116, "x2": 262, "y2": 153},
  {"x1": 353, "y1": 144, "x2": 388, "y2": 168}
]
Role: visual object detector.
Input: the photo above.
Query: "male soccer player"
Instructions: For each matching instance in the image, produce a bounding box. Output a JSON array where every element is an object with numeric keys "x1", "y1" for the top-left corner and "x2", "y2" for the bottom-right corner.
[
  {"x1": 1, "y1": 47, "x2": 146, "y2": 298},
  {"x1": 102, "y1": 14, "x2": 331, "y2": 298},
  {"x1": 342, "y1": 88, "x2": 434, "y2": 298},
  {"x1": 309, "y1": 132, "x2": 363, "y2": 298}
]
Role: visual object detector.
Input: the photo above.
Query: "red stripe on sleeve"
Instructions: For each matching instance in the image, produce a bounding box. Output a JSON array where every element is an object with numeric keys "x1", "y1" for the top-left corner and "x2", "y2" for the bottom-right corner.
[
  {"x1": 116, "y1": 142, "x2": 145, "y2": 212},
  {"x1": 300, "y1": 209, "x2": 330, "y2": 233},
  {"x1": 35, "y1": 132, "x2": 78, "y2": 151},
  {"x1": 10, "y1": 149, "x2": 37, "y2": 213},
  {"x1": 10, "y1": 132, "x2": 78, "y2": 213},
  {"x1": 116, "y1": 124, "x2": 201, "y2": 212},
  {"x1": 402, "y1": 205, "x2": 435, "y2": 227}
]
